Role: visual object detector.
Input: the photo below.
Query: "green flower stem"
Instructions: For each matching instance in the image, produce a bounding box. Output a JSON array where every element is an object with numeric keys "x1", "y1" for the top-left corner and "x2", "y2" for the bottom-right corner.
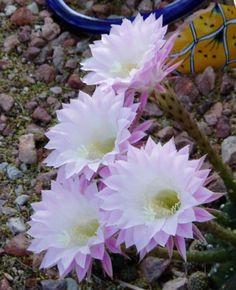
[
  {"x1": 197, "y1": 221, "x2": 236, "y2": 246},
  {"x1": 149, "y1": 247, "x2": 234, "y2": 263},
  {"x1": 153, "y1": 87, "x2": 236, "y2": 205}
]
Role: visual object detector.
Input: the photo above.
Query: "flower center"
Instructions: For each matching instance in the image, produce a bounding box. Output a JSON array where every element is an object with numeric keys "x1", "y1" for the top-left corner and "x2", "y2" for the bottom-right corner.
[
  {"x1": 143, "y1": 189, "x2": 181, "y2": 221},
  {"x1": 66, "y1": 219, "x2": 100, "y2": 247},
  {"x1": 111, "y1": 62, "x2": 139, "y2": 78},
  {"x1": 78, "y1": 138, "x2": 115, "y2": 160}
]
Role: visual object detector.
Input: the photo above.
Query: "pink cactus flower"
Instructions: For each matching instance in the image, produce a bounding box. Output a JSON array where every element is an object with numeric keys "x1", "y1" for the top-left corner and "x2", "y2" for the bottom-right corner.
[
  {"x1": 81, "y1": 14, "x2": 178, "y2": 95},
  {"x1": 100, "y1": 138, "x2": 221, "y2": 260},
  {"x1": 45, "y1": 87, "x2": 148, "y2": 178},
  {"x1": 28, "y1": 176, "x2": 115, "y2": 281}
]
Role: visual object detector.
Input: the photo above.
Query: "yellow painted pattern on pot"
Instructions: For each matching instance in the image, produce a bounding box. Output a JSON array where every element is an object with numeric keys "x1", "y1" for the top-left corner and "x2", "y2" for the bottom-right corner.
[{"x1": 171, "y1": 3, "x2": 236, "y2": 73}]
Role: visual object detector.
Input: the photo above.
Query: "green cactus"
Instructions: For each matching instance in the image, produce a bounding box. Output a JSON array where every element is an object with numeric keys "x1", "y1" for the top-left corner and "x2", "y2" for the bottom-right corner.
[{"x1": 188, "y1": 271, "x2": 210, "y2": 290}]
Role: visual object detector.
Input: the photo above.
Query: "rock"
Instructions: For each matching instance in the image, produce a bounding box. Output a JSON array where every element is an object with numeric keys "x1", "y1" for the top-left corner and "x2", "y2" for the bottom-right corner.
[
  {"x1": 7, "y1": 217, "x2": 26, "y2": 235},
  {"x1": 30, "y1": 37, "x2": 45, "y2": 48},
  {"x1": 36, "y1": 64, "x2": 56, "y2": 83},
  {"x1": 6, "y1": 165, "x2": 23, "y2": 180},
  {"x1": 195, "y1": 67, "x2": 216, "y2": 95},
  {"x1": 143, "y1": 102, "x2": 163, "y2": 117},
  {"x1": 65, "y1": 278, "x2": 79, "y2": 290},
  {"x1": 204, "y1": 102, "x2": 223, "y2": 126},
  {"x1": 162, "y1": 278, "x2": 188, "y2": 290},
  {"x1": 138, "y1": 0, "x2": 153, "y2": 13},
  {"x1": 32, "y1": 106, "x2": 51, "y2": 123},
  {"x1": 221, "y1": 136, "x2": 236, "y2": 166},
  {"x1": 75, "y1": 39, "x2": 89, "y2": 53},
  {"x1": 216, "y1": 116, "x2": 230, "y2": 139},
  {"x1": 220, "y1": 73, "x2": 234, "y2": 95},
  {"x1": 0, "y1": 94, "x2": 14, "y2": 112},
  {"x1": 65, "y1": 58, "x2": 78, "y2": 69},
  {"x1": 42, "y1": 17, "x2": 60, "y2": 41},
  {"x1": 4, "y1": 233, "x2": 30, "y2": 256},
  {"x1": 26, "y1": 123, "x2": 45, "y2": 141},
  {"x1": 178, "y1": 95, "x2": 192, "y2": 111},
  {"x1": 34, "y1": 46, "x2": 52, "y2": 64},
  {"x1": 197, "y1": 99, "x2": 212, "y2": 115},
  {"x1": 51, "y1": 31, "x2": 71, "y2": 47},
  {"x1": 24, "y1": 46, "x2": 40, "y2": 60},
  {"x1": 175, "y1": 132, "x2": 195, "y2": 154},
  {"x1": 0, "y1": 278, "x2": 12, "y2": 290},
  {"x1": 15, "y1": 185, "x2": 24, "y2": 196},
  {"x1": 18, "y1": 133, "x2": 37, "y2": 164},
  {"x1": 0, "y1": 162, "x2": 8, "y2": 173},
  {"x1": 18, "y1": 26, "x2": 31, "y2": 43},
  {"x1": 25, "y1": 101, "x2": 38, "y2": 110},
  {"x1": 41, "y1": 279, "x2": 67, "y2": 290},
  {"x1": 52, "y1": 46, "x2": 64, "y2": 72},
  {"x1": 0, "y1": 60, "x2": 9, "y2": 70},
  {"x1": 157, "y1": 126, "x2": 175, "y2": 141},
  {"x1": 15, "y1": 0, "x2": 28, "y2": 5},
  {"x1": 198, "y1": 121, "x2": 212, "y2": 136},
  {"x1": 92, "y1": 4, "x2": 111, "y2": 17},
  {"x1": 4, "y1": 4, "x2": 17, "y2": 16},
  {"x1": 10, "y1": 7, "x2": 34, "y2": 26},
  {"x1": 35, "y1": 0, "x2": 46, "y2": 5},
  {"x1": 141, "y1": 257, "x2": 170, "y2": 282},
  {"x1": 67, "y1": 74, "x2": 84, "y2": 90},
  {"x1": 37, "y1": 170, "x2": 57, "y2": 186},
  {"x1": 15, "y1": 194, "x2": 29, "y2": 206},
  {"x1": 3, "y1": 34, "x2": 19, "y2": 52},
  {"x1": 27, "y1": 2, "x2": 39, "y2": 14},
  {"x1": 50, "y1": 86, "x2": 62, "y2": 94}
]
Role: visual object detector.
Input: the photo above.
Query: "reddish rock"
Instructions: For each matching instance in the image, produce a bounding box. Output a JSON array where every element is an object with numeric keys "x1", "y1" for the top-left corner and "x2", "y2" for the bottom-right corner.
[
  {"x1": 35, "y1": 0, "x2": 46, "y2": 6},
  {"x1": 36, "y1": 64, "x2": 56, "y2": 83},
  {"x1": 195, "y1": 66, "x2": 216, "y2": 95},
  {"x1": 0, "y1": 60, "x2": 9, "y2": 70},
  {"x1": 4, "y1": 234, "x2": 30, "y2": 257},
  {"x1": 92, "y1": 4, "x2": 111, "y2": 17},
  {"x1": 0, "y1": 94, "x2": 14, "y2": 112},
  {"x1": 24, "y1": 46, "x2": 40, "y2": 60},
  {"x1": 0, "y1": 278, "x2": 12, "y2": 290},
  {"x1": 216, "y1": 116, "x2": 231, "y2": 139},
  {"x1": 174, "y1": 76, "x2": 199, "y2": 103},
  {"x1": 27, "y1": 123, "x2": 45, "y2": 141},
  {"x1": 67, "y1": 74, "x2": 84, "y2": 90},
  {"x1": 65, "y1": 59, "x2": 78, "y2": 69},
  {"x1": 62, "y1": 38, "x2": 76, "y2": 47},
  {"x1": 18, "y1": 26, "x2": 31, "y2": 43},
  {"x1": 30, "y1": 37, "x2": 45, "y2": 48},
  {"x1": 157, "y1": 126, "x2": 175, "y2": 141},
  {"x1": 144, "y1": 102, "x2": 163, "y2": 117},
  {"x1": 10, "y1": 8, "x2": 34, "y2": 26},
  {"x1": 141, "y1": 257, "x2": 170, "y2": 283},
  {"x1": 25, "y1": 101, "x2": 38, "y2": 110},
  {"x1": 42, "y1": 17, "x2": 60, "y2": 41},
  {"x1": 15, "y1": 0, "x2": 28, "y2": 5},
  {"x1": 32, "y1": 106, "x2": 51, "y2": 123},
  {"x1": 175, "y1": 132, "x2": 195, "y2": 154},
  {"x1": 204, "y1": 102, "x2": 223, "y2": 126},
  {"x1": 19, "y1": 133, "x2": 37, "y2": 164},
  {"x1": 3, "y1": 34, "x2": 19, "y2": 52},
  {"x1": 220, "y1": 73, "x2": 234, "y2": 95}
]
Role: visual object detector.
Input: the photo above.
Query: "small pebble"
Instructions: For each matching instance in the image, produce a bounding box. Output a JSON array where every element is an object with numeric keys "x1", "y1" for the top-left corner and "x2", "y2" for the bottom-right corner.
[
  {"x1": 15, "y1": 195, "x2": 29, "y2": 206},
  {"x1": 7, "y1": 217, "x2": 26, "y2": 235},
  {"x1": 6, "y1": 165, "x2": 23, "y2": 180}
]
